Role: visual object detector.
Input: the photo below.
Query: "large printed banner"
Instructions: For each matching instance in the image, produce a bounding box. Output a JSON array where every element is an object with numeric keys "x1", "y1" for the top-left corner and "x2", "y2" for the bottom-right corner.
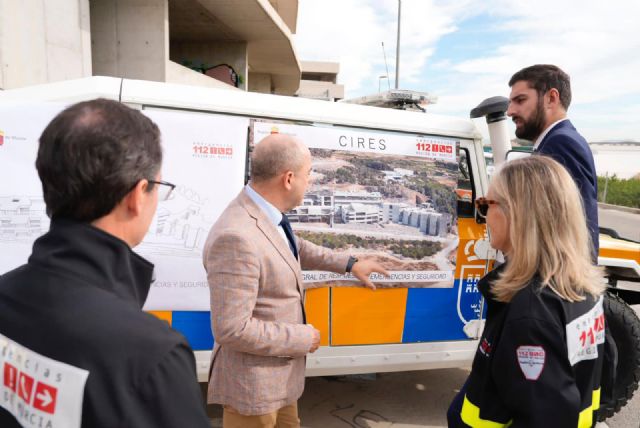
[
  {"x1": 138, "y1": 108, "x2": 248, "y2": 310},
  {"x1": 0, "y1": 103, "x2": 61, "y2": 272},
  {"x1": 254, "y1": 121, "x2": 457, "y2": 162},
  {"x1": 0, "y1": 103, "x2": 248, "y2": 311},
  {"x1": 253, "y1": 121, "x2": 460, "y2": 288}
]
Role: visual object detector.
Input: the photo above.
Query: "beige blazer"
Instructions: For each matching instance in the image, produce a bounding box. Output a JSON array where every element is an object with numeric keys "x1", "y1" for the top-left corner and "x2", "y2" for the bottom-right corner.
[{"x1": 203, "y1": 190, "x2": 349, "y2": 415}]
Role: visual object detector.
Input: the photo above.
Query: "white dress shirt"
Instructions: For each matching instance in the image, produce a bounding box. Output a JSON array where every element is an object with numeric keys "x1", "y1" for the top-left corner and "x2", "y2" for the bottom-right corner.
[
  {"x1": 244, "y1": 184, "x2": 291, "y2": 248},
  {"x1": 533, "y1": 118, "x2": 568, "y2": 150}
]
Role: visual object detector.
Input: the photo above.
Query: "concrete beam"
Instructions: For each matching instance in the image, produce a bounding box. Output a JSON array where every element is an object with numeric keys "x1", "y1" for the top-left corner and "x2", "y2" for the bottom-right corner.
[
  {"x1": 248, "y1": 72, "x2": 271, "y2": 93},
  {"x1": 91, "y1": 0, "x2": 169, "y2": 82},
  {"x1": 0, "y1": 0, "x2": 91, "y2": 89}
]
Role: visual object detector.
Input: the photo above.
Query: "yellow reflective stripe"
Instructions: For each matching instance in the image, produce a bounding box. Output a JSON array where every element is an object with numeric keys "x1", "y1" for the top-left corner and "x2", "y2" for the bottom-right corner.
[
  {"x1": 592, "y1": 388, "x2": 601, "y2": 410},
  {"x1": 577, "y1": 388, "x2": 601, "y2": 428},
  {"x1": 461, "y1": 396, "x2": 512, "y2": 428},
  {"x1": 461, "y1": 388, "x2": 600, "y2": 427}
]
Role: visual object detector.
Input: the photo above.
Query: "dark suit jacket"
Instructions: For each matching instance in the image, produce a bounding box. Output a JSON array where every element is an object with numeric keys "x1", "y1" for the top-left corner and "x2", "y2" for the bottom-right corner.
[{"x1": 535, "y1": 120, "x2": 599, "y2": 256}]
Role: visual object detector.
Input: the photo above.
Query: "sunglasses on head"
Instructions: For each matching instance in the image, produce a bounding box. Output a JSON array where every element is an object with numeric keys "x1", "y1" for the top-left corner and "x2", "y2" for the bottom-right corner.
[{"x1": 475, "y1": 197, "x2": 500, "y2": 218}]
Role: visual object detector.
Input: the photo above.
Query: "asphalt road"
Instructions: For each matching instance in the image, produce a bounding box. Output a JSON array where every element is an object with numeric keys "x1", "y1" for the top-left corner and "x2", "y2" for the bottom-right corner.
[
  {"x1": 296, "y1": 361, "x2": 640, "y2": 428},
  {"x1": 599, "y1": 207, "x2": 640, "y2": 242},
  {"x1": 207, "y1": 363, "x2": 640, "y2": 427}
]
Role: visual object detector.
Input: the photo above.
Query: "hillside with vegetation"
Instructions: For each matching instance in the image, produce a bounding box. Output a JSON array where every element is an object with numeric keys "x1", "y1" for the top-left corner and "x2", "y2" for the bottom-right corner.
[{"x1": 297, "y1": 231, "x2": 442, "y2": 260}]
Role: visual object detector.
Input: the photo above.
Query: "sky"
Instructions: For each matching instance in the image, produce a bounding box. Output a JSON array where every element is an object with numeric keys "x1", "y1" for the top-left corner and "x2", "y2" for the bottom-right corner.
[{"x1": 294, "y1": 0, "x2": 640, "y2": 143}]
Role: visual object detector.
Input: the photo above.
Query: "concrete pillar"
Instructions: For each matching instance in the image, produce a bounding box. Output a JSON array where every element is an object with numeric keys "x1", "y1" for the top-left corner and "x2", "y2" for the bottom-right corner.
[
  {"x1": 170, "y1": 41, "x2": 247, "y2": 90},
  {"x1": 0, "y1": 0, "x2": 91, "y2": 90},
  {"x1": 90, "y1": 0, "x2": 168, "y2": 82},
  {"x1": 248, "y1": 72, "x2": 272, "y2": 93}
]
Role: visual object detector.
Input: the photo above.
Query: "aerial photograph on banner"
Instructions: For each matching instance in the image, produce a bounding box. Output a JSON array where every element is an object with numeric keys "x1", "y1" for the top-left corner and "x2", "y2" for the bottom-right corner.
[{"x1": 252, "y1": 120, "x2": 459, "y2": 288}]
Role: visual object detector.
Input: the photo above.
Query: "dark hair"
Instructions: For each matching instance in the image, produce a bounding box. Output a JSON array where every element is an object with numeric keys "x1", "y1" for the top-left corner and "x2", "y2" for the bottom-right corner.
[
  {"x1": 36, "y1": 98, "x2": 162, "y2": 222},
  {"x1": 508, "y1": 64, "x2": 572, "y2": 110}
]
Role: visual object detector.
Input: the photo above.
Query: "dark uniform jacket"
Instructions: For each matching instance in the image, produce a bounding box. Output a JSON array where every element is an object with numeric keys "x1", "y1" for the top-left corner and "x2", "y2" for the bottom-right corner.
[
  {"x1": 0, "y1": 220, "x2": 209, "y2": 427},
  {"x1": 454, "y1": 265, "x2": 605, "y2": 428}
]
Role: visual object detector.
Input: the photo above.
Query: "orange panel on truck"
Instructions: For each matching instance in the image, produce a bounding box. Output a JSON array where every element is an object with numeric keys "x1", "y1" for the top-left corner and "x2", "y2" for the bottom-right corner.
[
  {"x1": 305, "y1": 287, "x2": 330, "y2": 346},
  {"x1": 331, "y1": 288, "x2": 407, "y2": 345}
]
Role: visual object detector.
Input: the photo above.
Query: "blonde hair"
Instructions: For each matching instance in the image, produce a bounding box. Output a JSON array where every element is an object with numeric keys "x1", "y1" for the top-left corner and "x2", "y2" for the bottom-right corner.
[{"x1": 490, "y1": 156, "x2": 604, "y2": 302}]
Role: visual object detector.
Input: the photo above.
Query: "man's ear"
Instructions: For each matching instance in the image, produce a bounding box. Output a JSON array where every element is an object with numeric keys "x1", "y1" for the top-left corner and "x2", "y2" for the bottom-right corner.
[
  {"x1": 125, "y1": 179, "x2": 149, "y2": 216},
  {"x1": 283, "y1": 171, "x2": 294, "y2": 191},
  {"x1": 546, "y1": 88, "x2": 561, "y2": 108}
]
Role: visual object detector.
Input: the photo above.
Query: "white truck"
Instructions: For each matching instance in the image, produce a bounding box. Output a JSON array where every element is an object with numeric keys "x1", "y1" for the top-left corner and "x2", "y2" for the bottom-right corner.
[{"x1": 1, "y1": 77, "x2": 638, "y2": 419}]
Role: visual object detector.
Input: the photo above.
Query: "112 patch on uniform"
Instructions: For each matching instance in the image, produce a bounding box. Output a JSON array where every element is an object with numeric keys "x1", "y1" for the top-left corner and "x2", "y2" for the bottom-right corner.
[
  {"x1": 516, "y1": 346, "x2": 546, "y2": 380},
  {"x1": 566, "y1": 296, "x2": 605, "y2": 366},
  {"x1": 1, "y1": 333, "x2": 89, "y2": 428}
]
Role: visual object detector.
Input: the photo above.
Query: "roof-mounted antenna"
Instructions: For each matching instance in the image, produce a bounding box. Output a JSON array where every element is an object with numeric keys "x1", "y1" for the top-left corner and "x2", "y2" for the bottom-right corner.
[{"x1": 381, "y1": 42, "x2": 391, "y2": 91}]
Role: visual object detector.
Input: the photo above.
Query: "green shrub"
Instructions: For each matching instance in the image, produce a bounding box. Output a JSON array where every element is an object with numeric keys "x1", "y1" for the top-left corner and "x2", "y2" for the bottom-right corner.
[{"x1": 597, "y1": 176, "x2": 640, "y2": 208}]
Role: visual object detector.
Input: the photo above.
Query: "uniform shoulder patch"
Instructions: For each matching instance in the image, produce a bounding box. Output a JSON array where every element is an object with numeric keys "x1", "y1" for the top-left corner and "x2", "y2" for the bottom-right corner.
[
  {"x1": 1, "y1": 333, "x2": 89, "y2": 428},
  {"x1": 516, "y1": 345, "x2": 546, "y2": 380},
  {"x1": 566, "y1": 296, "x2": 605, "y2": 366}
]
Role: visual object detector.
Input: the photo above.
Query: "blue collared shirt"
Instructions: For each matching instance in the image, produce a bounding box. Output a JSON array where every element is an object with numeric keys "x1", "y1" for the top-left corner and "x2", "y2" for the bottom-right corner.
[{"x1": 244, "y1": 185, "x2": 290, "y2": 247}]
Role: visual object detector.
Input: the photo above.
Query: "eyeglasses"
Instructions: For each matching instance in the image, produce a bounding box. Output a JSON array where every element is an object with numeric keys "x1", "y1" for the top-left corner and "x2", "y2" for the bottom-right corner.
[
  {"x1": 475, "y1": 197, "x2": 499, "y2": 218},
  {"x1": 148, "y1": 180, "x2": 176, "y2": 201}
]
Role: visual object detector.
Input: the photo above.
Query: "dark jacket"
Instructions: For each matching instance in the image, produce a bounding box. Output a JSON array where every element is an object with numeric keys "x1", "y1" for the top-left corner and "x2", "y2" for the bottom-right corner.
[
  {"x1": 0, "y1": 220, "x2": 209, "y2": 427},
  {"x1": 452, "y1": 265, "x2": 605, "y2": 428},
  {"x1": 535, "y1": 120, "x2": 599, "y2": 256}
]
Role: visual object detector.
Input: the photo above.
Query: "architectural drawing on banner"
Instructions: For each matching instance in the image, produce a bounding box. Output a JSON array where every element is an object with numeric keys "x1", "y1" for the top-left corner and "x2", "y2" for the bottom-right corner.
[
  {"x1": 0, "y1": 196, "x2": 49, "y2": 241},
  {"x1": 137, "y1": 186, "x2": 212, "y2": 258},
  {"x1": 252, "y1": 119, "x2": 459, "y2": 288}
]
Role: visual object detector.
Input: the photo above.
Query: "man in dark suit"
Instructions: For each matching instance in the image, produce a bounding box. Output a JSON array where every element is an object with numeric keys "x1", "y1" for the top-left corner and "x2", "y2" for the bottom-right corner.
[{"x1": 507, "y1": 64, "x2": 599, "y2": 256}]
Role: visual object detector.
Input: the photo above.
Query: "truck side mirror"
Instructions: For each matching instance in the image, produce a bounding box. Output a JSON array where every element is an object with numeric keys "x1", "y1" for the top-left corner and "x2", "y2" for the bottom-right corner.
[{"x1": 505, "y1": 149, "x2": 532, "y2": 163}]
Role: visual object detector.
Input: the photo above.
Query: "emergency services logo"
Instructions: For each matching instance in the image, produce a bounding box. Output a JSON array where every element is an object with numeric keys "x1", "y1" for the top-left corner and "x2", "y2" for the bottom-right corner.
[
  {"x1": 1, "y1": 333, "x2": 89, "y2": 428},
  {"x1": 566, "y1": 296, "x2": 605, "y2": 366},
  {"x1": 516, "y1": 345, "x2": 546, "y2": 380},
  {"x1": 479, "y1": 338, "x2": 492, "y2": 357},
  {"x1": 192, "y1": 142, "x2": 234, "y2": 160}
]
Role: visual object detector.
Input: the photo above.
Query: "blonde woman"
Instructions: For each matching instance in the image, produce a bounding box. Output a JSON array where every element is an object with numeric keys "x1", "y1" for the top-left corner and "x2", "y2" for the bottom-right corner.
[{"x1": 448, "y1": 156, "x2": 605, "y2": 428}]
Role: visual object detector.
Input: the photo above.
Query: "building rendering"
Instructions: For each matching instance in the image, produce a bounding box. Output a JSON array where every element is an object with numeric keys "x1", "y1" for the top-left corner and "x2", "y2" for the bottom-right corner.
[
  {"x1": 289, "y1": 189, "x2": 451, "y2": 237},
  {"x1": 341, "y1": 203, "x2": 381, "y2": 224}
]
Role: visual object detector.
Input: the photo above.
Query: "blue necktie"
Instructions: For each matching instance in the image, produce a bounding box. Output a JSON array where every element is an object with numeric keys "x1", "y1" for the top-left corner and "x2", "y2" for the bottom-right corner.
[{"x1": 279, "y1": 214, "x2": 298, "y2": 260}]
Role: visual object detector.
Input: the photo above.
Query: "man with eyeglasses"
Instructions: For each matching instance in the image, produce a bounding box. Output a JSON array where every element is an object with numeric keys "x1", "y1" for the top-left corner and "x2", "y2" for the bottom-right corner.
[{"x1": 0, "y1": 99, "x2": 209, "y2": 427}]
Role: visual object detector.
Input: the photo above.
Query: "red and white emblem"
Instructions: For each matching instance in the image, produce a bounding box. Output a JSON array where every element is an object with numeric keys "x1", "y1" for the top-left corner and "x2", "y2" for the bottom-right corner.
[
  {"x1": 1, "y1": 333, "x2": 89, "y2": 428},
  {"x1": 516, "y1": 345, "x2": 546, "y2": 380}
]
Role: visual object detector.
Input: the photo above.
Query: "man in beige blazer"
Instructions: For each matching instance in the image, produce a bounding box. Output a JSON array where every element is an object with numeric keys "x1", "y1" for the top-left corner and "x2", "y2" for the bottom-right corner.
[{"x1": 203, "y1": 134, "x2": 388, "y2": 428}]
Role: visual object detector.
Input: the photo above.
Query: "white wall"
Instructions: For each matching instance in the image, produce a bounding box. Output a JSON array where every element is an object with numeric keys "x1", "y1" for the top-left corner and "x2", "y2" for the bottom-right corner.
[
  {"x1": 0, "y1": 0, "x2": 91, "y2": 90},
  {"x1": 90, "y1": 0, "x2": 168, "y2": 82}
]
